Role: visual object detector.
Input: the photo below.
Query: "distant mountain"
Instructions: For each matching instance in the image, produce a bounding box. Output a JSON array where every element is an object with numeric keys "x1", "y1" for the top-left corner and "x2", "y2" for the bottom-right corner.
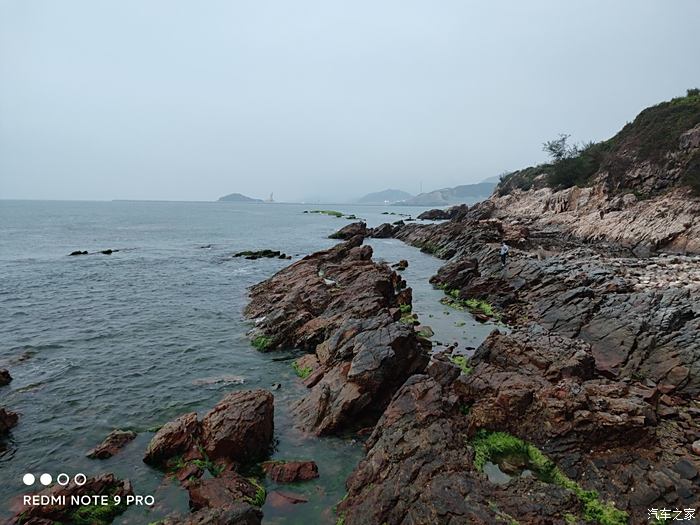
[
  {"x1": 357, "y1": 189, "x2": 414, "y2": 204},
  {"x1": 481, "y1": 174, "x2": 502, "y2": 183},
  {"x1": 396, "y1": 182, "x2": 496, "y2": 206},
  {"x1": 218, "y1": 193, "x2": 263, "y2": 202}
]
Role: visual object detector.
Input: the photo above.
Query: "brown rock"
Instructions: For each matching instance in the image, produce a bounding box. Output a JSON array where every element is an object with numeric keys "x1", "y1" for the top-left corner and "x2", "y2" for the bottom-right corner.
[
  {"x1": 0, "y1": 407, "x2": 19, "y2": 435},
  {"x1": 0, "y1": 369, "x2": 11, "y2": 386},
  {"x1": 200, "y1": 390, "x2": 274, "y2": 464},
  {"x1": 187, "y1": 471, "x2": 259, "y2": 511},
  {"x1": 262, "y1": 460, "x2": 319, "y2": 482},
  {"x1": 144, "y1": 412, "x2": 200, "y2": 467},
  {"x1": 267, "y1": 490, "x2": 308, "y2": 508},
  {"x1": 161, "y1": 505, "x2": 262, "y2": 525},
  {"x1": 87, "y1": 429, "x2": 137, "y2": 459}
]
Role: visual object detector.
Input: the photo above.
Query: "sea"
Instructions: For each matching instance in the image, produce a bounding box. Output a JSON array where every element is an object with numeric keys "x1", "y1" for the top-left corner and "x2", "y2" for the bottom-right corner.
[{"x1": 0, "y1": 200, "x2": 496, "y2": 524}]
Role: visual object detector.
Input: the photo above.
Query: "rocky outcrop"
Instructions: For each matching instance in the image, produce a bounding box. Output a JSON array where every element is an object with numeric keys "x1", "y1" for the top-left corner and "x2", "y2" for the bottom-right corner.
[
  {"x1": 417, "y1": 208, "x2": 450, "y2": 220},
  {"x1": 262, "y1": 460, "x2": 319, "y2": 483},
  {"x1": 7, "y1": 474, "x2": 133, "y2": 525},
  {"x1": 87, "y1": 429, "x2": 137, "y2": 459},
  {"x1": 0, "y1": 407, "x2": 19, "y2": 436},
  {"x1": 200, "y1": 390, "x2": 274, "y2": 464},
  {"x1": 0, "y1": 369, "x2": 12, "y2": 386},
  {"x1": 234, "y1": 250, "x2": 291, "y2": 260},
  {"x1": 143, "y1": 390, "x2": 272, "y2": 522},
  {"x1": 329, "y1": 221, "x2": 367, "y2": 240},
  {"x1": 245, "y1": 237, "x2": 430, "y2": 435}
]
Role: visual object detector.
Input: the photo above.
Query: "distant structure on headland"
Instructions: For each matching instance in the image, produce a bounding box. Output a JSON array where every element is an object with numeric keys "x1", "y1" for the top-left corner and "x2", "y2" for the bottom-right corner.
[{"x1": 265, "y1": 192, "x2": 275, "y2": 203}]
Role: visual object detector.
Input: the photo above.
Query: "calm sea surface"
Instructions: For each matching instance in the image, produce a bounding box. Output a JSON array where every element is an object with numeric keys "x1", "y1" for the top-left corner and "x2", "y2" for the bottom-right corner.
[{"x1": 0, "y1": 200, "x2": 494, "y2": 523}]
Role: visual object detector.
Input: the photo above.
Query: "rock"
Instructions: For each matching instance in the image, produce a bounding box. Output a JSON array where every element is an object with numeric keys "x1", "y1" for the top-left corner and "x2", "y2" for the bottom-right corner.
[
  {"x1": 234, "y1": 250, "x2": 288, "y2": 260},
  {"x1": 267, "y1": 490, "x2": 308, "y2": 508},
  {"x1": 0, "y1": 407, "x2": 19, "y2": 435},
  {"x1": 417, "y1": 208, "x2": 450, "y2": 220},
  {"x1": 100, "y1": 249, "x2": 118, "y2": 255},
  {"x1": 161, "y1": 505, "x2": 262, "y2": 525},
  {"x1": 392, "y1": 259, "x2": 408, "y2": 271},
  {"x1": 329, "y1": 221, "x2": 367, "y2": 240},
  {"x1": 261, "y1": 460, "x2": 319, "y2": 482},
  {"x1": 68, "y1": 250, "x2": 88, "y2": 256},
  {"x1": 87, "y1": 429, "x2": 137, "y2": 459},
  {"x1": 245, "y1": 237, "x2": 429, "y2": 435},
  {"x1": 7, "y1": 473, "x2": 133, "y2": 525},
  {"x1": 692, "y1": 440, "x2": 700, "y2": 455},
  {"x1": 144, "y1": 412, "x2": 200, "y2": 468},
  {"x1": 0, "y1": 368, "x2": 11, "y2": 386},
  {"x1": 200, "y1": 390, "x2": 274, "y2": 464},
  {"x1": 368, "y1": 222, "x2": 396, "y2": 238},
  {"x1": 673, "y1": 458, "x2": 698, "y2": 480},
  {"x1": 187, "y1": 471, "x2": 260, "y2": 512}
]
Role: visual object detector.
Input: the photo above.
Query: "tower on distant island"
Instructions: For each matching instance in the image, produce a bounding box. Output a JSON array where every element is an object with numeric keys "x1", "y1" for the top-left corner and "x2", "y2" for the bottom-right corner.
[{"x1": 265, "y1": 192, "x2": 274, "y2": 203}]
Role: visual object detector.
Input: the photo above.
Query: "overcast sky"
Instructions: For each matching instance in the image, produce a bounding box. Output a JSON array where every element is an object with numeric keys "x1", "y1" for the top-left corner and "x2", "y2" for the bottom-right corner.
[{"x1": 1, "y1": 1, "x2": 698, "y2": 202}]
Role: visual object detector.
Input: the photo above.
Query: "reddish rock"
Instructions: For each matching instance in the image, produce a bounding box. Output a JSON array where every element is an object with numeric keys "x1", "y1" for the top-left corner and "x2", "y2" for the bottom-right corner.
[
  {"x1": 267, "y1": 490, "x2": 308, "y2": 508},
  {"x1": 87, "y1": 429, "x2": 137, "y2": 459},
  {"x1": 0, "y1": 407, "x2": 18, "y2": 435},
  {"x1": 262, "y1": 460, "x2": 319, "y2": 482},
  {"x1": 144, "y1": 412, "x2": 200, "y2": 467},
  {"x1": 200, "y1": 389, "x2": 274, "y2": 464},
  {"x1": 245, "y1": 238, "x2": 429, "y2": 435},
  {"x1": 329, "y1": 222, "x2": 367, "y2": 240},
  {"x1": 0, "y1": 368, "x2": 11, "y2": 386},
  {"x1": 161, "y1": 505, "x2": 262, "y2": 525},
  {"x1": 187, "y1": 471, "x2": 259, "y2": 511}
]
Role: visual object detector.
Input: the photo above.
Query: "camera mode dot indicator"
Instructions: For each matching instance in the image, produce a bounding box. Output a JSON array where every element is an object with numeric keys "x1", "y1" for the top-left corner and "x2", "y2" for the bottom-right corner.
[
  {"x1": 22, "y1": 473, "x2": 35, "y2": 486},
  {"x1": 39, "y1": 473, "x2": 52, "y2": 486}
]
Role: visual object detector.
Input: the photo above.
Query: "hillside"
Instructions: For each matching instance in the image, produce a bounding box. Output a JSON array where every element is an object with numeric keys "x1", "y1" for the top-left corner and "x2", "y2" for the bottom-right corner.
[
  {"x1": 497, "y1": 89, "x2": 700, "y2": 197},
  {"x1": 356, "y1": 189, "x2": 413, "y2": 204},
  {"x1": 488, "y1": 90, "x2": 700, "y2": 254},
  {"x1": 218, "y1": 192, "x2": 263, "y2": 202},
  {"x1": 397, "y1": 182, "x2": 496, "y2": 206}
]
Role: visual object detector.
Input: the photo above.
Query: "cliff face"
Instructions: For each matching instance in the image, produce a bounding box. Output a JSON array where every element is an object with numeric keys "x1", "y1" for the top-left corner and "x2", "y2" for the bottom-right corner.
[{"x1": 491, "y1": 93, "x2": 700, "y2": 255}]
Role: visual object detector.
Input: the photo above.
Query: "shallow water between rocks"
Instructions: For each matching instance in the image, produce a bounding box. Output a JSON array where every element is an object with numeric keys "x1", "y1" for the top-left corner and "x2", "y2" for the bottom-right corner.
[{"x1": 0, "y1": 200, "x2": 497, "y2": 523}]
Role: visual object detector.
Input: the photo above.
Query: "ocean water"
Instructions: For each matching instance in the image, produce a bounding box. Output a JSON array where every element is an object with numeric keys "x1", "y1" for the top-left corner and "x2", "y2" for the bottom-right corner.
[{"x1": 0, "y1": 200, "x2": 495, "y2": 523}]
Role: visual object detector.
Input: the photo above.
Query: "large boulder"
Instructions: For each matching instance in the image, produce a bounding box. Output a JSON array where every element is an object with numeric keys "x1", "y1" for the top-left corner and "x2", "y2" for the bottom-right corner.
[
  {"x1": 187, "y1": 471, "x2": 261, "y2": 512},
  {"x1": 329, "y1": 221, "x2": 367, "y2": 240},
  {"x1": 262, "y1": 460, "x2": 319, "y2": 483},
  {"x1": 200, "y1": 390, "x2": 274, "y2": 464},
  {"x1": 245, "y1": 238, "x2": 429, "y2": 435},
  {"x1": 0, "y1": 369, "x2": 12, "y2": 386},
  {"x1": 144, "y1": 412, "x2": 200, "y2": 468}
]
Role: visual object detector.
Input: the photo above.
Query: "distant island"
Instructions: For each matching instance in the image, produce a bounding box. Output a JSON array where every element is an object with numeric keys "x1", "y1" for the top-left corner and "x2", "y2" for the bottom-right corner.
[
  {"x1": 218, "y1": 193, "x2": 263, "y2": 203},
  {"x1": 396, "y1": 182, "x2": 496, "y2": 206},
  {"x1": 356, "y1": 189, "x2": 413, "y2": 204}
]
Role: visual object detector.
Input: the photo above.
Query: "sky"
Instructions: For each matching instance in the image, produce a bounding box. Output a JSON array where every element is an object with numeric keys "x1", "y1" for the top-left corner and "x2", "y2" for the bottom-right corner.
[{"x1": 1, "y1": 1, "x2": 698, "y2": 203}]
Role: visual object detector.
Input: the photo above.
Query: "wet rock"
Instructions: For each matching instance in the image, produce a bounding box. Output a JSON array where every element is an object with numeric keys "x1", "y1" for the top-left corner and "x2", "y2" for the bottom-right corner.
[
  {"x1": 187, "y1": 470, "x2": 260, "y2": 512},
  {"x1": 245, "y1": 237, "x2": 429, "y2": 435},
  {"x1": 87, "y1": 429, "x2": 137, "y2": 459},
  {"x1": 69, "y1": 250, "x2": 88, "y2": 256},
  {"x1": 0, "y1": 407, "x2": 19, "y2": 435},
  {"x1": 0, "y1": 368, "x2": 11, "y2": 386},
  {"x1": 329, "y1": 221, "x2": 367, "y2": 240},
  {"x1": 100, "y1": 249, "x2": 119, "y2": 255},
  {"x1": 7, "y1": 473, "x2": 133, "y2": 525},
  {"x1": 161, "y1": 505, "x2": 262, "y2": 525},
  {"x1": 261, "y1": 460, "x2": 319, "y2": 482},
  {"x1": 234, "y1": 250, "x2": 289, "y2": 260},
  {"x1": 143, "y1": 412, "x2": 200, "y2": 468},
  {"x1": 392, "y1": 259, "x2": 408, "y2": 271},
  {"x1": 368, "y1": 222, "x2": 396, "y2": 238},
  {"x1": 200, "y1": 389, "x2": 274, "y2": 464},
  {"x1": 267, "y1": 490, "x2": 308, "y2": 508},
  {"x1": 417, "y1": 208, "x2": 450, "y2": 220},
  {"x1": 692, "y1": 440, "x2": 700, "y2": 455}
]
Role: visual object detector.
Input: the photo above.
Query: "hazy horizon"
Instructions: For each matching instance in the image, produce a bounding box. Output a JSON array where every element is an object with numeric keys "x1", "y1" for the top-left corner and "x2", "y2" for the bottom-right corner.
[{"x1": 1, "y1": 1, "x2": 699, "y2": 203}]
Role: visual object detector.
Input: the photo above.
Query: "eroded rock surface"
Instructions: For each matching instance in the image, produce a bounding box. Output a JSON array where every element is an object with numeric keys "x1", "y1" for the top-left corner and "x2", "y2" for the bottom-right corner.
[
  {"x1": 87, "y1": 429, "x2": 137, "y2": 459},
  {"x1": 0, "y1": 407, "x2": 19, "y2": 436},
  {"x1": 245, "y1": 237, "x2": 430, "y2": 435}
]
